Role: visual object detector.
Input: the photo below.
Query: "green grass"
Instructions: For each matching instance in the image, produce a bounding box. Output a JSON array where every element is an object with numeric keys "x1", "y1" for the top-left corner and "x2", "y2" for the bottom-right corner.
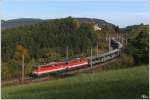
[{"x1": 1, "y1": 65, "x2": 149, "y2": 99}]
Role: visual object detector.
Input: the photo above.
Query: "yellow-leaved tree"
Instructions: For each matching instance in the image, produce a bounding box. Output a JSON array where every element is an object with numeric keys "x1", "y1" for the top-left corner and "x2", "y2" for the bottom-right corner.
[{"x1": 15, "y1": 44, "x2": 29, "y2": 82}]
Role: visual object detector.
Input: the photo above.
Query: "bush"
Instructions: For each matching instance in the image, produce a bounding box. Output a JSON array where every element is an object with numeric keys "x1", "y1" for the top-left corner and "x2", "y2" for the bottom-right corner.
[
  {"x1": 119, "y1": 53, "x2": 135, "y2": 66},
  {"x1": 102, "y1": 53, "x2": 135, "y2": 70},
  {"x1": 1, "y1": 62, "x2": 11, "y2": 80}
]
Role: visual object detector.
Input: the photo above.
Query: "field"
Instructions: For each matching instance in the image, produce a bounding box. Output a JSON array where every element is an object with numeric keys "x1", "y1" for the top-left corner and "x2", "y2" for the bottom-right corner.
[{"x1": 1, "y1": 65, "x2": 149, "y2": 99}]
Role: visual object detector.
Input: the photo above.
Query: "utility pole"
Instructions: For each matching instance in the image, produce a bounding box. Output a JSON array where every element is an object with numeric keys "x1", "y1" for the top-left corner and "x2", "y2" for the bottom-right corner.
[
  {"x1": 118, "y1": 33, "x2": 120, "y2": 41},
  {"x1": 90, "y1": 47, "x2": 93, "y2": 68},
  {"x1": 117, "y1": 33, "x2": 119, "y2": 41},
  {"x1": 97, "y1": 41, "x2": 98, "y2": 56},
  {"x1": 22, "y1": 54, "x2": 24, "y2": 83},
  {"x1": 106, "y1": 34, "x2": 108, "y2": 42},
  {"x1": 66, "y1": 46, "x2": 68, "y2": 60},
  {"x1": 125, "y1": 33, "x2": 128, "y2": 47},
  {"x1": 109, "y1": 35, "x2": 111, "y2": 51},
  {"x1": 121, "y1": 34, "x2": 124, "y2": 45},
  {"x1": 118, "y1": 34, "x2": 120, "y2": 42},
  {"x1": 38, "y1": 66, "x2": 40, "y2": 78}
]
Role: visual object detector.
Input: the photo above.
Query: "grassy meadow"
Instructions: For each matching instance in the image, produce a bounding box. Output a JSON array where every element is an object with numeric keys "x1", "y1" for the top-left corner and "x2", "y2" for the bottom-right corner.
[{"x1": 1, "y1": 65, "x2": 149, "y2": 99}]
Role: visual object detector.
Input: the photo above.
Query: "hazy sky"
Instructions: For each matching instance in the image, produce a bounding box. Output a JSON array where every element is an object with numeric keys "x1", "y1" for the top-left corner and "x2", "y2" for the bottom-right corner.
[{"x1": 1, "y1": 0, "x2": 149, "y2": 27}]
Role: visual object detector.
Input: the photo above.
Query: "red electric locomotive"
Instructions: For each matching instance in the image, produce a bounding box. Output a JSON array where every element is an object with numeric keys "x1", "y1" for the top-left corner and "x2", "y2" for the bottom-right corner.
[{"x1": 32, "y1": 58, "x2": 89, "y2": 76}]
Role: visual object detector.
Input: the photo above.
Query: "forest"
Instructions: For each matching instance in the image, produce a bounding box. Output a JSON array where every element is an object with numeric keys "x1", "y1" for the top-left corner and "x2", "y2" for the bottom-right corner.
[{"x1": 1, "y1": 17, "x2": 149, "y2": 80}]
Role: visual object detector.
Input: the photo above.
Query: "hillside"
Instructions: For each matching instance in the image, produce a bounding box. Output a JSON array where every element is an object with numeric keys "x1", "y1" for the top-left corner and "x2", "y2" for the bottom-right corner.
[
  {"x1": 2, "y1": 65, "x2": 149, "y2": 99},
  {"x1": 1, "y1": 17, "x2": 115, "y2": 30},
  {"x1": 121, "y1": 24, "x2": 149, "y2": 64},
  {"x1": 2, "y1": 17, "x2": 103, "y2": 80},
  {"x1": 1, "y1": 18, "x2": 43, "y2": 30},
  {"x1": 2, "y1": 17, "x2": 100, "y2": 62},
  {"x1": 2, "y1": 16, "x2": 149, "y2": 81}
]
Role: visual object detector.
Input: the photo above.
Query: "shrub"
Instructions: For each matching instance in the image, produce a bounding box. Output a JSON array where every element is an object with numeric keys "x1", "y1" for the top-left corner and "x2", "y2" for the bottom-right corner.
[
  {"x1": 102, "y1": 53, "x2": 135, "y2": 70},
  {"x1": 119, "y1": 53, "x2": 135, "y2": 66}
]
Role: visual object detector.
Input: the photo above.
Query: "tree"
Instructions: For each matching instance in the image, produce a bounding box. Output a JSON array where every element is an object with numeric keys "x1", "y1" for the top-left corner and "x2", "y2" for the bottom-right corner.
[
  {"x1": 1, "y1": 62, "x2": 11, "y2": 80},
  {"x1": 128, "y1": 31, "x2": 148, "y2": 64},
  {"x1": 15, "y1": 44, "x2": 29, "y2": 82}
]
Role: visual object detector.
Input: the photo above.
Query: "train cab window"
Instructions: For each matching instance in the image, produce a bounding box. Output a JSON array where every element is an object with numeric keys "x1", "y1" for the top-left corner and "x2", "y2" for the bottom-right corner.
[{"x1": 66, "y1": 62, "x2": 68, "y2": 64}]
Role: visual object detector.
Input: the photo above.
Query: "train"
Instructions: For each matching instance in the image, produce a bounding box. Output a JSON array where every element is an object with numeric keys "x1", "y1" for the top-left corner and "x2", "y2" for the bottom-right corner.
[{"x1": 31, "y1": 37, "x2": 123, "y2": 77}]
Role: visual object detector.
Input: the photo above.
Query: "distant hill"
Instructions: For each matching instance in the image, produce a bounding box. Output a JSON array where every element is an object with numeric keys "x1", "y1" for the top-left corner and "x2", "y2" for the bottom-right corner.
[
  {"x1": 1, "y1": 17, "x2": 115, "y2": 30},
  {"x1": 1, "y1": 18, "x2": 43, "y2": 30},
  {"x1": 76, "y1": 18, "x2": 115, "y2": 27},
  {"x1": 121, "y1": 24, "x2": 149, "y2": 39}
]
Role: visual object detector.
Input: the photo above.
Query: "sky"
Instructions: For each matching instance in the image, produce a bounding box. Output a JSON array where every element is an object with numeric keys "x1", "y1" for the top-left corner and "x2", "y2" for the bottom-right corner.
[{"x1": 1, "y1": 0, "x2": 149, "y2": 27}]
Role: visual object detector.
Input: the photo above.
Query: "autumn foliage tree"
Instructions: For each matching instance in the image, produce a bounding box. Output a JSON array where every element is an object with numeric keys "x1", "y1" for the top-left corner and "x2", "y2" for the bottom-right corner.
[{"x1": 15, "y1": 44, "x2": 29, "y2": 81}]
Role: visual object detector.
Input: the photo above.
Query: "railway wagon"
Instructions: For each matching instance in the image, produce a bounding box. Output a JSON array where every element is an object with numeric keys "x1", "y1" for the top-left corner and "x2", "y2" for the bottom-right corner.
[{"x1": 90, "y1": 49, "x2": 120, "y2": 65}]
